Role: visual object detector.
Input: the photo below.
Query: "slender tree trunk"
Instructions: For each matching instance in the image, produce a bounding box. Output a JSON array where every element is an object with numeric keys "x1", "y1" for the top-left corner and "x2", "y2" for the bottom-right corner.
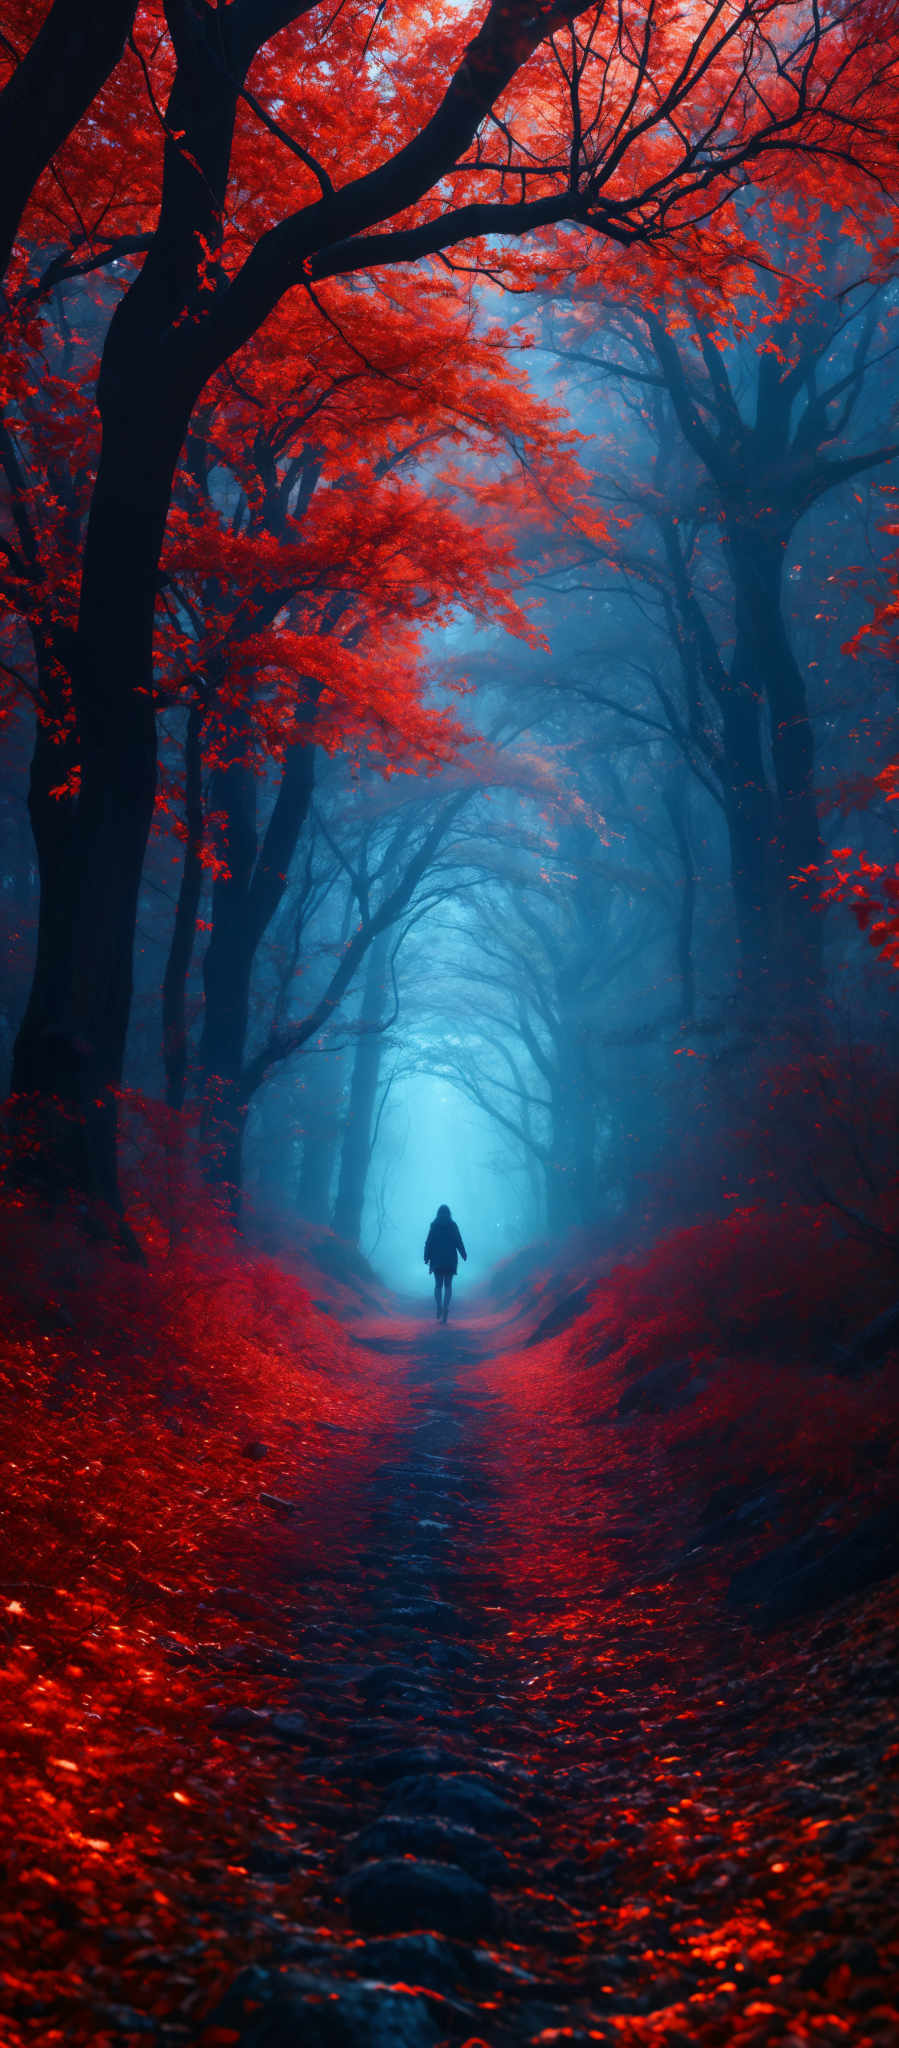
[
  {"x1": 727, "y1": 528, "x2": 822, "y2": 1012},
  {"x1": 331, "y1": 926, "x2": 390, "y2": 1245},
  {"x1": 548, "y1": 1065, "x2": 590, "y2": 1231},
  {"x1": 163, "y1": 703, "x2": 205, "y2": 1112},
  {"x1": 718, "y1": 660, "x2": 777, "y2": 1006},
  {"x1": 198, "y1": 707, "x2": 256, "y2": 1208},
  {"x1": 663, "y1": 777, "x2": 696, "y2": 1021},
  {"x1": 525, "y1": 1148, "x2": 546, "y2": 1235},
  {"x1": 551, "y1": 972, "x2": 595, "y2": 1227},
  {"x1": 545, "y1": 1156, "x2": 578, "y2": 1235},
  {"x1": 10, "y1": 641, "x2": 79, "y2": 1165},
  {"x1": 198, "y1": 720, "x2": 317, "y2": 1210},
  {"x1": 297, "y1": 1046, "x2": 346, "y2": 1225}
]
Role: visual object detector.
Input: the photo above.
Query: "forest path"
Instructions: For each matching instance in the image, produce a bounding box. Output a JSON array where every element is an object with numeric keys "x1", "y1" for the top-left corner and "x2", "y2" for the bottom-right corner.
[
  {"x1": 225, "y1": 1313, "x2": 603, "y2": 2044},
  {"x1": 216, "y1": 1308, "x2": 899, "y2": 2048}
]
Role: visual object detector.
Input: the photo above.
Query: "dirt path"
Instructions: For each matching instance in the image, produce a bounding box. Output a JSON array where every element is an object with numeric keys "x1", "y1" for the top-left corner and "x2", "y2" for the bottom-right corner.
[
  {"x1": 213, "y1": 1316, "x2": 899, "y2": 2048},
  {"x1": 221, "y1": 1320, "x2": 589, "y2": 2044}
]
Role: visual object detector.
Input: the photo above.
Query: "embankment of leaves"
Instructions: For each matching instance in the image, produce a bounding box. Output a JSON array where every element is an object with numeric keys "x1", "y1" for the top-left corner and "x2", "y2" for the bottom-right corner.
[
  {"x1": 247, "y1": 1207, "x2": 387, "y2": 1321},
  {"x1": 0, "y1": 1194, "x2": 400, "y2": 2048},
  {"x1": 465, "y1": 1203, "x2": 899, "y2": 2045},
  {"x1": 488, "y1": 1195, "x2": 899, "y2": 1632}
]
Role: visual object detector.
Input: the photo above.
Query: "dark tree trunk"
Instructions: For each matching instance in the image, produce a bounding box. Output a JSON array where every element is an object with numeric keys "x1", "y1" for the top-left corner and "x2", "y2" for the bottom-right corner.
[
  {"x1": 198, "y1": 718, "x2": 317, "y2": 1209},
  {"x1": 557, "y1": 889, "x2": 597, "y2": 1225},
  {"x1": 198, "y1": 705, "x2": 257, "y2": 1207},
  {"x1": 163, "y1": 702, "x2": 205, "y2": 1112},
  {"x1": 59, "y1": 385, "x2": 184, "y2": 1212},
  {"x1": 663, "y1": 778, "x2": 696, "y2": 1022},
  {"x1": 6, "y1": 324, "x2": 196, "y2": 1220},
  {"x1": 297, "y1": 1047, "x2": 346, "y2": 1225},
  {"x1": 7, "y1": 8, "x2": 248, "y2": 1216},
  {"x1": 727, "y1": 528, "x2": 822, "y2": 1012},
  {"x1": 544, "y1": 1154, "x2": 579, "y2": 1235},
  {"x1": 548, "y1": 1046, "x2": 593, "y2": 1230},
  {"x1": 10, "y1": 638, "x2": 80, "y2": 1173},
  {"x1": 331, "y1": 926, "x2": 390, "y2": 1246},
  {"x1": 718, "y1": 659, "x2": 778, "y2": 1004},
  {"x1": 0, "y1": 0, "x2": 137, "y2": 282},
  {"x1": 647, "y1": 313, "x2": 834, "y2": 1026}
]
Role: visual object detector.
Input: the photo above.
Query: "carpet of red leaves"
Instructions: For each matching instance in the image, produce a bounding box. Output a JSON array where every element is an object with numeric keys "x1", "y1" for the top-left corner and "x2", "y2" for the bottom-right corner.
[
  {"x1": 466, "y1": 1201, "x2": 899, "y2": 2043},
  {"x1": 0, "y1": 1197, "x2": 403, "y2": 2046},
  {"x1": 1, "y1": 1191, "x2": 898, "y2": 2046}
]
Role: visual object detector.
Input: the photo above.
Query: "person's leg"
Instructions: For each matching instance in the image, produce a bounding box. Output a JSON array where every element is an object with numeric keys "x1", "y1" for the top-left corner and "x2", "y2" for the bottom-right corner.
[
  {"x1": 443, "y1": 1274, "x2": 453, "y2": 1321},
  {"x1": 434, "y1": 1274, "x2": 443, "y2": 1318}
]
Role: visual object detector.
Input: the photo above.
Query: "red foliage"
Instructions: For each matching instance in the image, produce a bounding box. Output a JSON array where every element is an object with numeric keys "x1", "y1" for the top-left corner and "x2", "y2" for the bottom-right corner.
[
  {"x1": 463, "y1": 1205, "x2": 899, "y2": 2043},
  {"x1": 485, "y1": 1198, "x2": 899, "y2": 1528},
  {"x1": 0, "y1": 1192, "x2": 401, "y2": 2046},
  {"x1": 819, "y1": 844, "x2": 899, "y2": 972}
]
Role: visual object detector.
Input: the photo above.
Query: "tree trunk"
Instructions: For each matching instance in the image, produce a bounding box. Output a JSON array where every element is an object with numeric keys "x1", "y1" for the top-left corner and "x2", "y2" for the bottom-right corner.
[
  {"x1": 551, "y1": 959, "x2": 595, "y2": 1228},
  {"x1": 297, "y1": 1046, "x2": 346, "y2": 1226},
  {"x1": 10, "y1": 638, "x2": 80, "y2": 1175},
  {"x1": 7, "y1": 12, "x2": 247, "y2": 1217},
  {"x1": 331, "y1": 926, "x2": 390, "y2": 1246},
  {"x1": 198, "y1": 707, "x2": 257, "y2": 1209},
  {"x1": 663, "y1": 775, "x2": 696, "y2": 1022},
  {"x1": 727, "y1": 528, "x2": 822, "y2": 1013},
  {"x1": 163, "y1": 702, "x2": 205, "y2": 1112},
  {"x1": 548, "y1": 1062, "x2": 592, "y2": 1231},
  {"x1": 718, "y1": 659, "x2": 778, "y2": 1006},
  {"x1": 60, "y1": 385, "x2": 183, "y2": 1212},
  {"x1": 6, "y1": 335, "x2": 195, "y2": 1221},
  {"x1": 198, "y1": 718, "x2": 317, "y2": 1210}
]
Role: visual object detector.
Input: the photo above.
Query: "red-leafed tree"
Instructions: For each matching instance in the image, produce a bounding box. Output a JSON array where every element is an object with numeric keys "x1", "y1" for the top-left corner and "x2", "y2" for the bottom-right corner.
[
  {"x1": 3, "y1": 0, "x2": 899, "y2": 1222},
  {"x1": 146, "y1": 280, "x2": 586, "y2": 1196}
]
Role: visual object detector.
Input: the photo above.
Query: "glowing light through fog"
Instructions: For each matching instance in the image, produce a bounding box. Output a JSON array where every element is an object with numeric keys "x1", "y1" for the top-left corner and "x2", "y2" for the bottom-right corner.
[{"x1": 362, "y1": 1074, "x2": 536, "y2": 1295}]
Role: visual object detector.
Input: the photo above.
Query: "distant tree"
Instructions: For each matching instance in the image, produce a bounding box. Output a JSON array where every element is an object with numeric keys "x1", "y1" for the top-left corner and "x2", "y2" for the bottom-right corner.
[
  {"x1": 538, "y1": 254, "x2": 899, "y2": 1018},
  {"x1": 389, "y1": 771, "x2": 688, "y2": 1231},
  {"x1": 331, "y1": 925, "x2": 392, "y2": 1247}
]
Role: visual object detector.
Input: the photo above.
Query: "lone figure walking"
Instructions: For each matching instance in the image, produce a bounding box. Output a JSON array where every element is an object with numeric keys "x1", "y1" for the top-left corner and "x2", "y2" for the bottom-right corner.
[{"x1": 424, "y1": 1204, "x2": 467, "y2": 1323}]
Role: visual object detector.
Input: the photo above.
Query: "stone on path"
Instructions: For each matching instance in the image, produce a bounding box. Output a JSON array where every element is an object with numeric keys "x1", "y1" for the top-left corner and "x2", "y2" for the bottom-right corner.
[
  {"x1": 269, "y1": 1710, "x2": 308, "y2": 1743},
  {"x1": 332, "y1": 1743, "x2": 462, "y2": 1784},
  {"x1": 218, "y1": 1967, "x2": 441, "y2": 2048},
  {"x1": 348, "y1": 1811, "x2": 513, "y2": 1883},
  {"x1": 343, "y1": 1855, "x2": 497, "y2": 1937},
  {"x1": 309, "y1": 1932, "x2": 465, "y2": 1995},
  {"x1": 390, "y1": 1598, "x2": 476, "y2": 1637},
  {"x1": 355, "y1": 1662, "x2": 436, "y2": 1702},
  {"x1": 391, "y1": 1771, "x2": 531, "y2": 1834}
]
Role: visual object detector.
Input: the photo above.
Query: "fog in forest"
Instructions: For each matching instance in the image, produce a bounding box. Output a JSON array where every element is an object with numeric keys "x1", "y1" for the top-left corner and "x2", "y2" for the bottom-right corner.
[
  {"x1": 220, "y1": 255, "x2": 898, "y2": 1298},
  {"x1": 3, "y1": 226, "x2": 898, "y2": 1297}
]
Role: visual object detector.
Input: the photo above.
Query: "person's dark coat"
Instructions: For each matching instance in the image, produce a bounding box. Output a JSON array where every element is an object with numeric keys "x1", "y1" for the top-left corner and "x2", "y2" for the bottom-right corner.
[{"x1": 424, "y1": 1205, "x2": 467, "y2": 1276}]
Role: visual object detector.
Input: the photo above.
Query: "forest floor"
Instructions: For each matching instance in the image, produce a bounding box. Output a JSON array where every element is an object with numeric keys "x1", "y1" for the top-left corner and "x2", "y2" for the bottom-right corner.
[{"x1": 2, "y1": 1216, "x2": 899, "y2": 2047}]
